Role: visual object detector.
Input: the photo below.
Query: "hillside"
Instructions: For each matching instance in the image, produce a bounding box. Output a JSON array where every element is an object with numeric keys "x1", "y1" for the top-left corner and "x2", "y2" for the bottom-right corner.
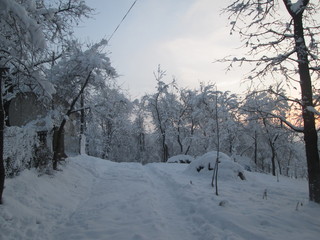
[{"x1": 0, "y1": 155, "x2": 319, "y2": 240}]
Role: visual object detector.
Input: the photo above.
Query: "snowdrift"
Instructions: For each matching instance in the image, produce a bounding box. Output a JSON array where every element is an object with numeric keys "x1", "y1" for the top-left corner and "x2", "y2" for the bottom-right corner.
[{"x1": 185, "y1": 151, "x2": 246, "y2": 181}]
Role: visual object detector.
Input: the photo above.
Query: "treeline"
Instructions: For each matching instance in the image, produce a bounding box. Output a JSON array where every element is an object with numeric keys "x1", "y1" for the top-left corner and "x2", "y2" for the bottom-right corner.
[{"x1": 85, "y1": 66, "x2": 307, "y2": 179}]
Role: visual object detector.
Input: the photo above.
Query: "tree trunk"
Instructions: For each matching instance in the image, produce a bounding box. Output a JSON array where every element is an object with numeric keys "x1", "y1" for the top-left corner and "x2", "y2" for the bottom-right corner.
[
  {"x1": 270, "y1": 142, "x2": 276, "y2": 176},
  {"x1": 155, "y1": 101, "x2": 168, "y2": 162},
  {"x1": 184, "y1": 119, "x2": 195, "y2": 155},
  {"x1": 177, "y1": 126, "x2": 183, "y2": 154},
  {"x1": 79, "y1": 93, "x2": 86, "y2": 155},
  {"x1": 0, "y1": 67, "x2": 7, "y2": 204},
  {"x1": 162, "y1": 136, "x2": 169, "y2": 162},
  {"x1": 53, "y1": 121, "x2": 67, "y2": 170},
  {"x1": 254, "y1": 131, "x2": 258, "y2": 165},
  {"x1": 277, "y1": 157, "x2": 282, "y2": 176},
  {"x1": 139, "y1": 132, "x2": 145, "y2": 152},
  {"x1": 292, "y1": 12, "x2": 320, "y2": 203},
  {"x1": 286, "y1": 149, "x2": 293, "y2": 177},
  {"x1": 262, "y1": 118, "x2": 276, "y2": 176}
]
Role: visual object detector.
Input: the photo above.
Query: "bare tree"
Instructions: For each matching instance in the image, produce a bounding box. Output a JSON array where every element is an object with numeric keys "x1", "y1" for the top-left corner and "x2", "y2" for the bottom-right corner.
[{"x1": 220, "y1": 0, "x2": 320, "y2": 203}]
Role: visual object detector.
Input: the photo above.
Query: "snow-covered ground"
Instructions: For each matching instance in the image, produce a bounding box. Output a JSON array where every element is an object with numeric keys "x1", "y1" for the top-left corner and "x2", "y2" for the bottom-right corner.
[{"x1": 1, "y1": 154, "x2": 319, "y2": 240}]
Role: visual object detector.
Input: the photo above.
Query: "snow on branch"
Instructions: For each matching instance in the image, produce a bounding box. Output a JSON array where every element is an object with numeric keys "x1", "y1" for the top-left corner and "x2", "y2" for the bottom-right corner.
[
  {"x1": 283, "y1": 0, "x2": 308, "y2": 15},
  {"x1": 306, "y1": 106, "x2": 320, "y2": 116},
  {"x1": 0, "y1": 0, "x2": 45, "y2": 49},
  {"x1": 216, "y1": 49, "x2": 297, "y2": 81},
  {"x1": 242, "y1": 104, "x2": 304, "y2": 133},
  {"x1": 268, "y1": 112, "x2": 304, "y2": 133}
]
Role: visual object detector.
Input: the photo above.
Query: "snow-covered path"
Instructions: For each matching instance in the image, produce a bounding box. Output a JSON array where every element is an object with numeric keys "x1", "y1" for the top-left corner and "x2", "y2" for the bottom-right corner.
[
  {"x1": 54, "y1": 160, "x2": 198, "y2": 240},
  {"x1": 1, "y1": 155, "x2": 320, "y2": 240}
]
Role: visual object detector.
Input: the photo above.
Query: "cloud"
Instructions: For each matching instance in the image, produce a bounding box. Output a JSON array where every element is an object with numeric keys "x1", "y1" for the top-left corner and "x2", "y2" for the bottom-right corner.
[
  {"x1": 92, "y1": 0, "x2": 251, "y2": 97},
  {"x1": 155, "y1": 25, "x2": 248, "y2": 93}
]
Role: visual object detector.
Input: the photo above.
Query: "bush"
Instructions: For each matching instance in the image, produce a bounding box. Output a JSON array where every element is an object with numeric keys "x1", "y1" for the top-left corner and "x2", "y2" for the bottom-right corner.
[{"x1": 4, "y1": 126, "x2": 40, "y2": 177}]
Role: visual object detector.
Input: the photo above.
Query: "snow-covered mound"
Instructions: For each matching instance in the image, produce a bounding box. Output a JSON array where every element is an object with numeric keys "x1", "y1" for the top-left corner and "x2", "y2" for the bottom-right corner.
[
  {"x1": 185, "y1": 151, "x2": 246, "y2": 181},
  {"x1": 167, "y1": 154, "x2": 195, "y2": 164}
]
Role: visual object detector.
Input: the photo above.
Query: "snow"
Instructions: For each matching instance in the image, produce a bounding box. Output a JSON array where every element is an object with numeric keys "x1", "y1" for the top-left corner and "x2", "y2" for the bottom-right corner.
[
  {"x1": 1, "y1": 154, "x2": 320, "y2": 240},
  {"x1": 290, "y1": 0, "x2": 304, "y2": 14},
  {"x1": 307, "y1": 106, "x2": 320, "y2": 115}
]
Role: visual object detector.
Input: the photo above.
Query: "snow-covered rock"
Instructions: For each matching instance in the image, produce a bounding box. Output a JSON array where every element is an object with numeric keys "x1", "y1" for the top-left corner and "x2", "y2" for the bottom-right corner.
[
  {"x1": 167, "y1": 154, "x2": 195, "y2": 164},
  {"x1": 185, "y1": 151, "x2": 246, "y2": 181}
]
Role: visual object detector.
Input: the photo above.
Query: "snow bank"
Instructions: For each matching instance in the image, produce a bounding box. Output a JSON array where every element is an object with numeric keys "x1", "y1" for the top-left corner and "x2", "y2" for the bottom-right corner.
[
  {"x1": 0, "y1": 155, "x2": 103, "y2": 240},
  {"x1": 185, "y1": 151, "x2": 245, "y2": 181},
  {"x1": 167, "y1": 154, "x2": 195, "y2": 164},
  {"x1": 1, "y1": 154, "x2": 319, "y2": 240}
]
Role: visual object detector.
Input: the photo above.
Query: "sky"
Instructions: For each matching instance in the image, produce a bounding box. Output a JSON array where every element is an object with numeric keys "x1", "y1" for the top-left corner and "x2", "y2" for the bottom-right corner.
[{"x1": 74, "y1": 0, "x2": 248, "y2": 99}]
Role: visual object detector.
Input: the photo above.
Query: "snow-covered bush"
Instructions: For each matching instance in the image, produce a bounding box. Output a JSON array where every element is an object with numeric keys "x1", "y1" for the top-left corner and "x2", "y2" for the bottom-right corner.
[
  {"x1": 185, "y1": 151, "x2": 245, "y2": 181},
  {"x1": 167, "y1": 155, "x2": 195, "y2": 164},
  {"x1": 3, "y1": 120, "x2": 53, "y2": 177},
  {"x1": 4, "y1": 126, "x2": 39, "y2": 177}
]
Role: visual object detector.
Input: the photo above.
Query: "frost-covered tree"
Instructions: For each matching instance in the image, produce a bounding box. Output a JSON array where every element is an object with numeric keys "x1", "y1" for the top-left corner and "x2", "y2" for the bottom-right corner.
[
  {"x1": 221, "y1": 0, "x2": 320, "y2": 203},
  {"x1": 86, "y1": 86, "x2": 134, "y2": 162},
  {"x1": 131, "y1": 100, "x2": 149, "y2": 163},
  {"x1": 168, "y1": 88, "x2": 195, "y2": 156},
  {"x1": 142, "y1": 66, "x2": 178, "y2": 162},
  {"x1": 187, "y1": 83, "x2": 218, "y2": 154},
  {"x1": 1, "y1": 0, "x2": 92, "y2": 102},
  {"x1": 185, "y1": 83, "x2": 240, "y2": 156},
  {"x1": 49, "y1": 39, "x2": 116, "y2": 169},
  {"x1": 241, "y1": 88, "x2": 293, "y2": 175},
  {"x1": 0, "y1": 0, "x2": 92, "y2": 203},
  {"x1": 215, "y1": 91, "x2": 240, "y2": 156},
  {"x1": 141, "y1": 79, "x2": 242, "y2": 160},
  {"x1": 177, "y1": 89, "x2": 197, "y2": 155},
  {"x1": 0, "y1": 0, "x2": 46, "y2": 204}
]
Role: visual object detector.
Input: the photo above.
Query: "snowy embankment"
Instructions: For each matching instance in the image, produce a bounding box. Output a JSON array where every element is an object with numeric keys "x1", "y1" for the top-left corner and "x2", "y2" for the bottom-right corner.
[{"x1": 1, "y1": 154, "x2": 319, "y2": 240}]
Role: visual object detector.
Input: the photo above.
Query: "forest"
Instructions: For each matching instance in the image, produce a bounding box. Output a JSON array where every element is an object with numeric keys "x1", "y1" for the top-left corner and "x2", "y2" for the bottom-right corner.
[{"x1": 0, "y1": 0, "x2": 320, "y2": 207}]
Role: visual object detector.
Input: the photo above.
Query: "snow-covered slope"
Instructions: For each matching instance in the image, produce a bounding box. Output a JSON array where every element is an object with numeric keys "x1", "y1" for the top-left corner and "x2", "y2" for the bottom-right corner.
[{"x1": 0, "y1": 155, "x2": 319, "y2": 240}]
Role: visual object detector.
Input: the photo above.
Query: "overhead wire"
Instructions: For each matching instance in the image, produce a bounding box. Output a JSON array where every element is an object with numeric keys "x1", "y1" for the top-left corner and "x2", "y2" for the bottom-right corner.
[{"x1": 107, "y1": 0, "x2": 138, "y2": 43}]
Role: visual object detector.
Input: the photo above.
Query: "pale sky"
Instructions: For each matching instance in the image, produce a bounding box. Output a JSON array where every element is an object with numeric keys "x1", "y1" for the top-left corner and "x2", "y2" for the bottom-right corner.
[{"x1": 74, "y1": 0, "x2": 248, "y2": 99}]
